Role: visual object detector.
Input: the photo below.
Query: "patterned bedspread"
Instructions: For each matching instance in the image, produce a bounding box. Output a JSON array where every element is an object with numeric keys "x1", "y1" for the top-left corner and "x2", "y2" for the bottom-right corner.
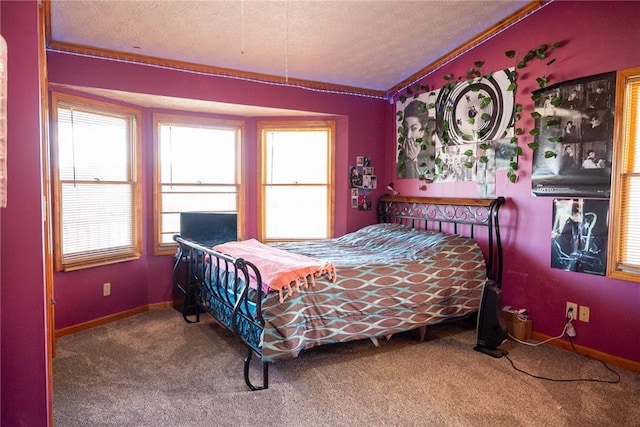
[{"x1": 259, "y1": 223, "x2": 487, "y2": 362}]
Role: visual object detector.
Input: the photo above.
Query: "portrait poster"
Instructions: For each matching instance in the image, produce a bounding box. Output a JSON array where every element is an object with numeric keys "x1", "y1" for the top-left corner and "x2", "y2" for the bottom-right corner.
[
  {"x1": 395, "y1": 69, "x2": 515, "y2": 181},
  {"x1": 551, "y1": 198, "x2": 609, "y2": 275},
  {"x1": 531, "y1": 72, "x2": 616, "y2": 197}
]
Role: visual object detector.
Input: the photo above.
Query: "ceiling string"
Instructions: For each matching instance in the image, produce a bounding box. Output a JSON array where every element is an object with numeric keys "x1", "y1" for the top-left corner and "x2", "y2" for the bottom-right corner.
[
  {"x1": 285, "y1": 1, "x2": 289, "y2": 84},
  {"x1": 241, "y1": 0, "x2": 245, "y2": 55}
]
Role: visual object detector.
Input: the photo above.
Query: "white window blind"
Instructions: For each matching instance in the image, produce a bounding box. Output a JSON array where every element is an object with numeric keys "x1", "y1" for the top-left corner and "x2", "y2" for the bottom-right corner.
[
  {"x1": 54, "y1": 99, "x2": 139, "y2": 270},
  {"x1": 617, "y1": 78, "x2": 640, "y2": 271}
]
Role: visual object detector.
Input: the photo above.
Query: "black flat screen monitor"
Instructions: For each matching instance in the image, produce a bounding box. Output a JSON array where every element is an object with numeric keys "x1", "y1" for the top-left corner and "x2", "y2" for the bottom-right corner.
[{"x1": 179, "y1": 212, "x2": 237, "y2": 247}]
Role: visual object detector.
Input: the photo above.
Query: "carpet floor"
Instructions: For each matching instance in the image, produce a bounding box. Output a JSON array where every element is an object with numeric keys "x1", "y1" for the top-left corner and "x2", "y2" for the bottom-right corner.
[{"x1": 53, "y1": 308, "x2": 640, "y2": 426}]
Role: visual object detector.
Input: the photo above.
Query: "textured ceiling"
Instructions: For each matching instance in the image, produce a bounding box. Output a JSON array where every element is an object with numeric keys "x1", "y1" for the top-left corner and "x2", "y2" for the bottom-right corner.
[
  {"x1": 47, "y1": 1, "x2": 539, "y2": 115},
  {"x1": 45, "y1": 0, "x2": 545, "y2": 117}
]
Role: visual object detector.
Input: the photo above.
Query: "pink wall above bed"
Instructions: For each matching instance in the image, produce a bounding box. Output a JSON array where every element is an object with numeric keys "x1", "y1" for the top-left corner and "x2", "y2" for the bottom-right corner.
[{"x1": 386, "y1": 0, "x2": 640, "y2": 364}]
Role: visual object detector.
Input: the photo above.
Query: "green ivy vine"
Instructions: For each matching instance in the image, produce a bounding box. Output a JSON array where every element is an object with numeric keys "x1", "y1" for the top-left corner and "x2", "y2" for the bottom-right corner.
[
  {"x1": 396, "y1": 40, "x2": 563, "y2": 184},
  {"x1": 505, "y1": 40, "x2": 562, "y2": 182}
]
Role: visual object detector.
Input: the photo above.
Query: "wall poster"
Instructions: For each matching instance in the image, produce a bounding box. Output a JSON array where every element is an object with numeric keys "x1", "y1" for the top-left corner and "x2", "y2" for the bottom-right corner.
[
  {"x1": 551, "y1": 198, "x2": 609, "y2": 275},
  {"x1": 531, "y1": 72, "x2": 616, "y2": 197},
  {"x1": 395, "y1": 69, "x2": 514, "y2": 185}
]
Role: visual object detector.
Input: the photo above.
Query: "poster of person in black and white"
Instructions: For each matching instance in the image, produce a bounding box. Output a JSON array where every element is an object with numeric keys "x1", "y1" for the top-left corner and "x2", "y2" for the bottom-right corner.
[
  {"x1": 531, "y1": 72, "x2": 615, "y2": 197},
  {"x1": 551, "y1": 198, "x2": 609, "y2": 275}
]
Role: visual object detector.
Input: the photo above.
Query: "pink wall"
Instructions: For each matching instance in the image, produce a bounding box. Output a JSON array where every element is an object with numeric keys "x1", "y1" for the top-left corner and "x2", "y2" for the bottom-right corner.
[
  {"x1": 4, "y1": 1, "x2": 640, "y2": 424},
  {"x1": 1, "y1": 1, "x2": 51, "y2": 425},
  {"x1": 388, "y1": 1, "x2": 640, "y2": 364},
  {"x1": 47, "y1": 52, "x2": 390, "y2": 329}
]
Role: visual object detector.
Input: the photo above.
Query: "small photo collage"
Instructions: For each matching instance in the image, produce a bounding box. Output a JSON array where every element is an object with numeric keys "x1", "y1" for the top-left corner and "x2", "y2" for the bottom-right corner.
[{"x1": 349, "y1": 156, "x2": 376, "y2": 210}]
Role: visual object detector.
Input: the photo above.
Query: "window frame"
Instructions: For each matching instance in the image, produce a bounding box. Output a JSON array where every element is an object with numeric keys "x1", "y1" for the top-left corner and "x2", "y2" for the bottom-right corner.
[
  {"x1": 257, "y1": 120, "x2": 335, "y2": 242},
  {"x1": 153, "y1": 113, "x2": 244, "y2": 255},
  {"x1": 608, "y1": 67, "x2": 640, "y2": 282},
  {"x1": 50, "y1": 92, "x2": 142, "y2": 271}
]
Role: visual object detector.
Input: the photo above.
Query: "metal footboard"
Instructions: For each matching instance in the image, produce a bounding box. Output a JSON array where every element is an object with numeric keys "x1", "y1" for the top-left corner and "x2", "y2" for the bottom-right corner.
[{"x1": 173, "y1": 235, "x2": 269, "y2": 390}]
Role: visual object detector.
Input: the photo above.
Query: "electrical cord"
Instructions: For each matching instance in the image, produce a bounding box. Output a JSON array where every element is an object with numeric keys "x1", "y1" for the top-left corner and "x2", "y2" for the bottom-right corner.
[
  {"x1": 504, "y1": 319, "x2": 621, "y2": 384},
  {"x1": 508, "y1": 320, "x2": 569, "y2": 347}
]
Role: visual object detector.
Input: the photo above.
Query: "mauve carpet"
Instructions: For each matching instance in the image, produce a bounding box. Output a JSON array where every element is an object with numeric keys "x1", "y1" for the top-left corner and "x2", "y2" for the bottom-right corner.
[{"x1": 53, "y1": 308, "x2": 640, "y2": 426}]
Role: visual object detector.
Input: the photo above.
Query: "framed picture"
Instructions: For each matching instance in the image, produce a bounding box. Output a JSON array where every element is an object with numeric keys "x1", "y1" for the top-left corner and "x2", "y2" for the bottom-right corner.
[{"x1": 531, "y1": 72, "x2": 615, "y2": 197}]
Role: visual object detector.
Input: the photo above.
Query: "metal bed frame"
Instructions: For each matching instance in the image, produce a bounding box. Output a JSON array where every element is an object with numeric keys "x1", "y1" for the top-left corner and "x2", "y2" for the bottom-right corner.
[{"x1": 172, "y1": 195, "x2": 505, "y2": 391}]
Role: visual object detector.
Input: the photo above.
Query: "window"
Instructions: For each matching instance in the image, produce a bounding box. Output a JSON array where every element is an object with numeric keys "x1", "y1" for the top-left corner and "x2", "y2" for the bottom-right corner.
[
  {"x1": 51, "y1": 94, "x2": 141, "y2": 271},
  {"x1": 154, "y1": 114, "x2": 242, "y2": 254},
  {"x1": 258, "y1": 121, "x2": 335, "y2": 241},
  {"x1": 609, "y1": 67, "x2": 640, "y2": 281}
]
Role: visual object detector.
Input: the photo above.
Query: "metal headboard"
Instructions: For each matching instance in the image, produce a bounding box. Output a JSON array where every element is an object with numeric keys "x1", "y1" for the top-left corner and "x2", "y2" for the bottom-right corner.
[{"x1": 377, "y1": 195, "x2": 506, "y2": 286}]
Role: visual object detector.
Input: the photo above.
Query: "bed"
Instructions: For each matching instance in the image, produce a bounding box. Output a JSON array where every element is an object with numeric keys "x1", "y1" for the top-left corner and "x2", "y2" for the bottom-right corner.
[{"x1": 172, "y1": 195, "x2": 505, "y2": 390}]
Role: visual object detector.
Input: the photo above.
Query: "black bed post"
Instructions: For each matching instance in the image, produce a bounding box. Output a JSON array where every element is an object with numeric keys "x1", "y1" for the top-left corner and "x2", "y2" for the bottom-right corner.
[
  {"x1": 243, "y1": 348, "x2": 269, "y2": 391},
  {"x1": 488, "y1": 197, "x2": 505, "y2": 287},
  {"x1": 376, "y1": 196, "x2": 387, "y2": 223},
  {"x1": 474, "y1": 196, "x2": 508, "y2": 358},
  {"x1": 231, "y1": 259, "x2": 269, "y2": 391}
]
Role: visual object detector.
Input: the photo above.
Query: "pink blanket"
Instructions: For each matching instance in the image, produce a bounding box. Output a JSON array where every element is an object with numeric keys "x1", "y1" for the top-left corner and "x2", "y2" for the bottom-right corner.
[{"x1": 213, "y1": 239, "x2": 336, "y2": 302}]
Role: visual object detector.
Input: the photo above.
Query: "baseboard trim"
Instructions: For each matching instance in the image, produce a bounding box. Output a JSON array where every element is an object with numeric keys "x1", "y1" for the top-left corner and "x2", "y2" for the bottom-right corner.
[
  {"x1": 55, "y1": 301, "x2": 174, "y2": 338},
  {"x1": 531, "y1": 331, "x2": 640, "y2": 374},
  {"x1": 54, "y1": 307, "x2": 640, "y2": 375}
]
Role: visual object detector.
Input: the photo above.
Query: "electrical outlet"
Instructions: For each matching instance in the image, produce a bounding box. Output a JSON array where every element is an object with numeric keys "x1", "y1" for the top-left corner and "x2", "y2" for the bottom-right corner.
[
  {"x1": 579, "y1": 305, "x2": 590, "y2": 322},
  {"x1": 566, "y1": 302, "x2": 577, "y2": 320},
  {"x1": 103, "y1": 282, "x2": 111, "y2": 297}
]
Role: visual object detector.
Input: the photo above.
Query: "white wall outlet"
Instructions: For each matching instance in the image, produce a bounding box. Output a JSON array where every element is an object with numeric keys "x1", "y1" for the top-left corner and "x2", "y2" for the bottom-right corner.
[
  {"x1": 579, "y1": 305, "x2": 590, "y2": 322},
  {"x1": 103, "y1": 282, "x2": 111, "y2": 297},
  {"x1": 566, "y1": 302, "x2": 578, "y2": 320}
]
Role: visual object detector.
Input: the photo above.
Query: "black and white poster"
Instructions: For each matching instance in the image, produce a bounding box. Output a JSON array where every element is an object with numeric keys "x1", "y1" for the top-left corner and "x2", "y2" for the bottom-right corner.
[
  {"x1": 531, "y1": 72, "x2": 616, "y2": 197},
  {"x1": 395, "y1": 69, "x2": 514, "y2": 181},
  {"x1": 551, "y1": 198, "x2": 609, "y2": 275}
]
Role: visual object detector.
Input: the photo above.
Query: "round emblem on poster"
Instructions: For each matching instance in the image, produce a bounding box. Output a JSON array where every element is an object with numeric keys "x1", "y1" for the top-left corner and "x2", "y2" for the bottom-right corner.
[{"x1": 435, "y1": 73, "x2": 514, "y2": 144}]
